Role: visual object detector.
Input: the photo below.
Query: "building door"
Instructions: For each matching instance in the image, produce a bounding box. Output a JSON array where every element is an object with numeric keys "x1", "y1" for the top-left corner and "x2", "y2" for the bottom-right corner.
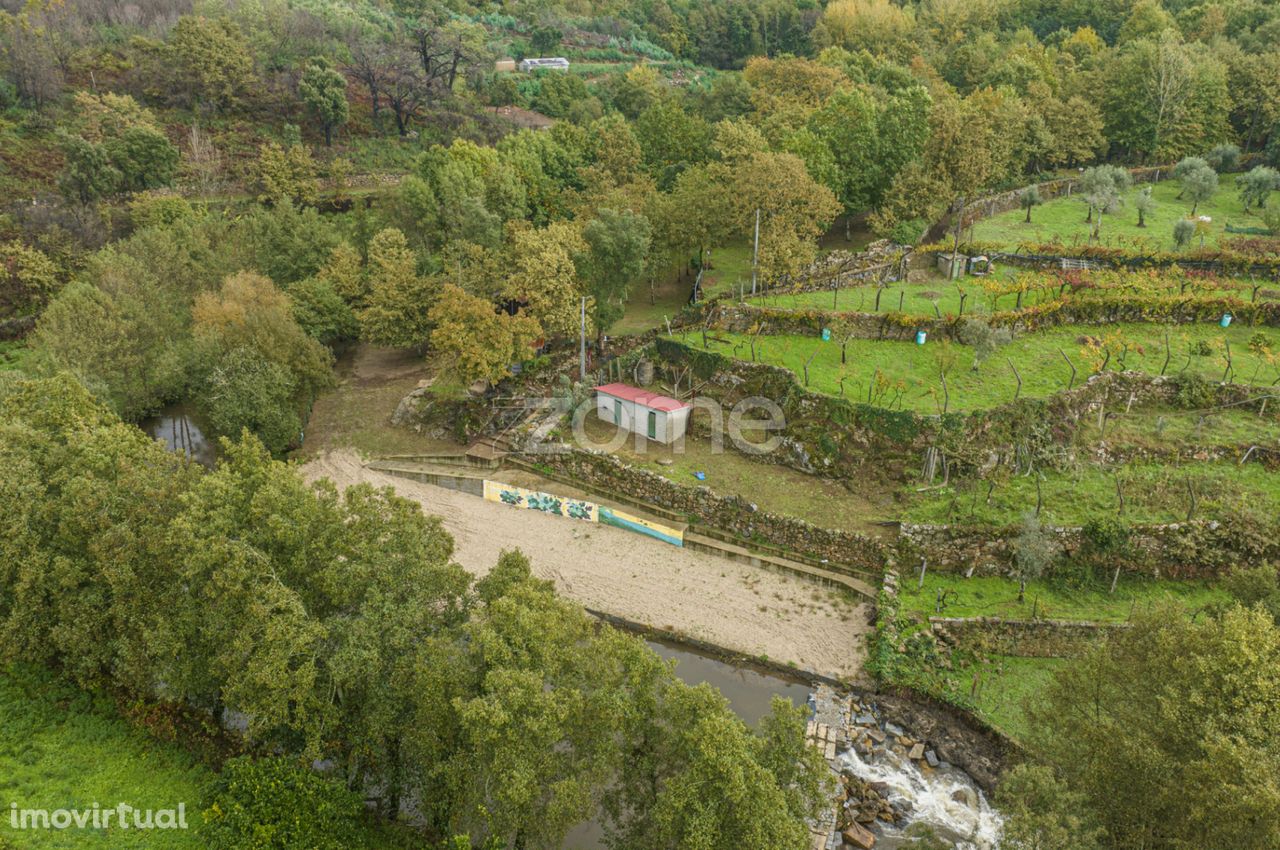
[
  {"x1": 647, "y1": 410, "x2": 657, "y2": 439},
  {"x1": 613, "y1": 400, "x2": 621, "y2": 426}
]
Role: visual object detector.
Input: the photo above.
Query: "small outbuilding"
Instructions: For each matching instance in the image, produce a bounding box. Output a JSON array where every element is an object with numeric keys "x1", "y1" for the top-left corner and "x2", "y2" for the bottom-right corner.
[
  {"x1": 595, "y1": 383, "x2": 691, "y2": 445},
  {"x1": 518, "y1": 57, "x2": 570, "y2": 72}
]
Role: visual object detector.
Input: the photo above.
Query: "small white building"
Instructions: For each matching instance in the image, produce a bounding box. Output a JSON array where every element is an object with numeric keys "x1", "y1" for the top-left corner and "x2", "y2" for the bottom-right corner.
[
  {"x1": 518, "y1": 57, "x2": 570, "y2": 72},
  {"x1": 595, "y1": 383, "x2": 691, "y2": 445}
]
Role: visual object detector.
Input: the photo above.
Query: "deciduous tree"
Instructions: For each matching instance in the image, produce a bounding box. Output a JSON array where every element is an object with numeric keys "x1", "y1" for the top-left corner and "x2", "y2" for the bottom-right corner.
[
  {"x1": 580, "y1": 208, "x2": 651, "y2": 344},
  {"x1": 428, "y1": 284, "x2": 540, "y2": 386},
  {"x1": 1025, "y1": 606, "x2": 1280, "y2": 849},
  {"x1": 358, "y1": 228, "x2": 436, "y2": 349},
  {"x1": 299, "y1": 57, "x2": 350, "y2": 146}
]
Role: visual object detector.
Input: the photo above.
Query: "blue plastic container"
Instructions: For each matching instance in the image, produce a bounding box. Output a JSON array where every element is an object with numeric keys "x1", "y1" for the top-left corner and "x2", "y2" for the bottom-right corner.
[
  {"x1": 821, "y1": 328, "x2": 831, "y2": 341},
  {"x1": 915, "y1": 330, "x2": 928, "y2": 345},
  {"x1": 1220, "y1": 314, "x2": 1232, "y2": 328}
]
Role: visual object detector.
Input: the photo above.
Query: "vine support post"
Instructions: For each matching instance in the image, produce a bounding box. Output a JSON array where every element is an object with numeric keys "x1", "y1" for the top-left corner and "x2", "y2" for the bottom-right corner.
[{"x1": 1060, "y1": 349, "x2": 1077, "y2": 389}]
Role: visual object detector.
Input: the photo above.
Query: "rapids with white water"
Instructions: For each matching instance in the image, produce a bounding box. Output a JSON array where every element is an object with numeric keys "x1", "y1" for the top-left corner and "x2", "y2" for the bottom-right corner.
[{"x1": 838, "y1": 742, "x2": 1003, "y2": 849}]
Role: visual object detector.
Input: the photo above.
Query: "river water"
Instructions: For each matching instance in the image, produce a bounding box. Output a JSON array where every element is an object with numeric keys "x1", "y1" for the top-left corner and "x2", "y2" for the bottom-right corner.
[
  {"x1": 566, "y1": 639, "x2": 1001, "y2": 850},
  {"x1": 840, "y1": 745, "x2": 1003, "y2": 849},
  {"x1": 139, "y1": 402, "x2": 220, "y2": 467}
]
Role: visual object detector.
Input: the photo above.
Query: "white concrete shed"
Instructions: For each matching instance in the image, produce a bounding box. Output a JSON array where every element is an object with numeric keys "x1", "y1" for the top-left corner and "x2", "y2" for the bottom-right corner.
[{"x1": 595, "y1": 383, "x2": 692, "y2": 444}]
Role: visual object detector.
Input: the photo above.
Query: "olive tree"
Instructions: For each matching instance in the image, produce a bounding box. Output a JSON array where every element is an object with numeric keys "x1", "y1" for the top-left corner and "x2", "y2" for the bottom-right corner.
[
  {"x1": 1173, "y1": 217, "x2": 1196, "y2": 248},
  {"x1": 1204, "y1": 143, "x2": 1241, "y2": 173},
  {"x1": 1014, "y1": 512, "x2": 1059, "y2": 602},
  {"x1": 1181, "y1": 163, "x2": 1218, "y2": 215},
  {"x1": 1134, "y1": 184, "x2": 1156, "y2": 227},
  {"x1": 958, "y1": 317, "x2": 1012, "y2": 372},
  {"x1": 1019, "y1": 185, "x2": 1043, "y2": 223},
  {"x1": 1237, "y1": 166, "x2": 1280, "y2": 212}
]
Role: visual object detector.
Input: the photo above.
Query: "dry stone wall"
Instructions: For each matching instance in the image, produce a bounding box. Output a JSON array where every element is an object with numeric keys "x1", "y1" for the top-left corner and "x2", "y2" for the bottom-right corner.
[
  {"x1": 929, "y1": 616, "x2": 1126, "y2": 658},
  {"x1": 526, "y1": 446, "x2": 889, "y2": 573},
  {"x1": 901, "y1": 517, "x2": 1279, "y2": 579}
]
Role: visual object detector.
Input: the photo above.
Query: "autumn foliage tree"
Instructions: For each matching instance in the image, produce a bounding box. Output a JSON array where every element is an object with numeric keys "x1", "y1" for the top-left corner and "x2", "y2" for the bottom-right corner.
[{"x1": 428, "y1": 284, "x2": 540, "y2": 386}]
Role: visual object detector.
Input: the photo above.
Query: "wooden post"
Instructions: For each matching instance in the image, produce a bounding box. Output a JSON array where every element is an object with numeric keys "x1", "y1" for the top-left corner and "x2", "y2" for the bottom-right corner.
[{"x1": 750, "y1": 208, "x2": 760, "y2": 295}]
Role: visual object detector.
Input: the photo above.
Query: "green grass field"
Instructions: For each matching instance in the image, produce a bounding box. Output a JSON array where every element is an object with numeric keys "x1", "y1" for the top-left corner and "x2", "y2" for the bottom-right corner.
[
  {"x1": 898, "y1": 572, "x2": 1228, "y2": 623},
  {"x1": 615, "y1": 242, "x2": 753, "y2": 335},
  {"x1": 685, "y1": 321, "x2": 1280, "y2": 412},
  {"x1": 0, "y1": 666, "x2": 208, "y2": 849},
  {"x1": 969, "y1": 655, "x2": 1066, "y2": 742},
  {"x1": 903, "y1": 461, "x2": 1280, "y2": 527},
  {"x1": 972, "y1": 174, "x2": 1274, "y2": 251}
]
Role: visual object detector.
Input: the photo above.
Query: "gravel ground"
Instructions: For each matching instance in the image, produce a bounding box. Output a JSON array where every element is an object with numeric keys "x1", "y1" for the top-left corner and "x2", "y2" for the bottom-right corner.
[{"x1": 302, "y1": 450, "x2": 870, "y2": 680}]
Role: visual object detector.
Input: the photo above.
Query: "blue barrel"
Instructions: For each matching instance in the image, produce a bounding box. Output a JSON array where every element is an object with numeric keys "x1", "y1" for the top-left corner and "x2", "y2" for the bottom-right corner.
[
  {"x1": 1220, "y1": 314, "x2": 1232, "y2": 328},
  {"x1": 821, "y1": 327, "x2": 831, "y2": 341},
  {"x1": 916, "y1": 330, "x2": 928, "y2": 345}
]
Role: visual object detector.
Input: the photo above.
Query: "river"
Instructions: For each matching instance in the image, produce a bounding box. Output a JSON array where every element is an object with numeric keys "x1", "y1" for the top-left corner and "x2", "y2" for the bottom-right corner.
[
  {"x1": 565, "y1": 639, "x2": 1001, "y2": 850},
  {"x1": 138, "y1": 402, "x2": 220, "y2": 467}
]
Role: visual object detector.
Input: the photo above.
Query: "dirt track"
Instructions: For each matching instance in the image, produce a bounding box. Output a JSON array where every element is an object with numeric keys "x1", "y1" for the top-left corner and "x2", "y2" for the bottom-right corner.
[{"x1": 302, "y1": 451, "x2": 869, "y2": 680}]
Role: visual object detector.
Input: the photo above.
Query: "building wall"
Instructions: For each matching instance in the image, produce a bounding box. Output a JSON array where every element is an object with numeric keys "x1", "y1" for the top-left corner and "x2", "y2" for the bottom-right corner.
[{"x1": 596, "y1": 393, "x2": 688, "y2": 445}]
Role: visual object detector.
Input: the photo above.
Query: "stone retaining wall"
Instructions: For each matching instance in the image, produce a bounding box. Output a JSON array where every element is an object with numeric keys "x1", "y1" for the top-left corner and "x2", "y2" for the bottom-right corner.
[
  {"x1": 929, "y1": 616, "x2": 1126, "y2": 658},
  {"x1": 525, "y1": 446, "x2": 888, "y2": 573},
  {"x1": 901, "y1": 517, "x2": 1279, "y2": 579},
  {"x1": 710, "y1": 293, "x2": 1280, "y2": 345}
]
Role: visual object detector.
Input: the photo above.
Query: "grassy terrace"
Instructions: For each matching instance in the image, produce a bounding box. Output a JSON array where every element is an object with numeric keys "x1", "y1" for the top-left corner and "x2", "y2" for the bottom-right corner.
[
  {"x1": 894, "y1": 574, "x2": 1228, "y2": 741},
  {"x1": 898, "y1": 573, "x2": 1228, "y2": 624},
  {"x1": 745, "y1": 275, "x2": 1262, "y2": 319},
  {"x1": 684, "y1": 322, "x2": 1280, "y2": 412},
  {"x1": 968, "y1": 655, "x2": 1066, "y2": 742},
  {"x1": 1073, "y1": 404, "x2": 1280, "y2": 446},
  {"x1": 971, "y1": 174, "x2": 1275, "y2": 250},
  {"x1": 902, "y1": 461, "x2": 1280, "y2": 527}
]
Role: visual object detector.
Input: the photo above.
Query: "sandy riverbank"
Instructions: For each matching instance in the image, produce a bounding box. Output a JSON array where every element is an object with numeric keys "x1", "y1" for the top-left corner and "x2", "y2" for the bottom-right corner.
[{"x1": 301, "y1": 450, "x2": 869, "y2": 680}]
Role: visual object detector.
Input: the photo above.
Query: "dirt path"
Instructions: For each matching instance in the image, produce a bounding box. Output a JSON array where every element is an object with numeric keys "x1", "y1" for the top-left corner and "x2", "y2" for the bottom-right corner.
[{"x1": 302, "y1": 451, "x2": 870, "y2": 680}]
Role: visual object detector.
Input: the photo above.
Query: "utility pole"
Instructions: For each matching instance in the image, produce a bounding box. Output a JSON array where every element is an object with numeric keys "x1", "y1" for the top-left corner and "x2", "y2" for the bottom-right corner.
[
  {"x1": 579, "y1": 296, "x2": 587, "y2": 381},
  {"x1": 751, "y1": 208, "x2": 760, "y2": 295}
]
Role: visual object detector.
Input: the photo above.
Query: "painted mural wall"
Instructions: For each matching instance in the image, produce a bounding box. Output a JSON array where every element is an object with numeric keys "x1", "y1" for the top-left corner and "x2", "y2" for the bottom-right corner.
[{"x1": 481, "y1": 480, "x2": 685, "y2": 546}]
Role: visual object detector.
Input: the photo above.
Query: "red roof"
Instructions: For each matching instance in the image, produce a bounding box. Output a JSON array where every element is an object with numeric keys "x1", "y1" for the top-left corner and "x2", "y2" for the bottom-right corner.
[{"x1": 595, "y1": 383, "x2": 691, "y2": 412}]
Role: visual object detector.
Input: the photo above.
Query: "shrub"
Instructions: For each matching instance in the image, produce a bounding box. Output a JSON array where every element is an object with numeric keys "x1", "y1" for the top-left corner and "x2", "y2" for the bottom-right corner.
[
  {"x1": 1204, "y1": 143, "x2": 1241, "y2": 173},
  {"x1": 129, "y1": 195, "x2": 196, "y2": 230},
  {"x1": 886, "y1": 216, "x2": 928, "y2": 245},
  {"x1": 1173, "y1": 218, "x2": 1196, "y2": 248},
  {"x1": 1173, "y1": 372, "x2": 1216, "y2": 407},
  {"x1": 202, "y1": 757, "x2": 369, "y2": 850}
]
